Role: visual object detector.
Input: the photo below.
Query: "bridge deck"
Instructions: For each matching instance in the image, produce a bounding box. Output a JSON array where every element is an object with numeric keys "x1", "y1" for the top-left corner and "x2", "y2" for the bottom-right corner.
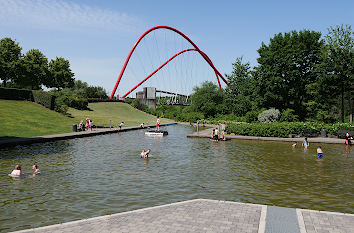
[{"x1": 12, "y1": 199, "x2": 354, "y2": 233}]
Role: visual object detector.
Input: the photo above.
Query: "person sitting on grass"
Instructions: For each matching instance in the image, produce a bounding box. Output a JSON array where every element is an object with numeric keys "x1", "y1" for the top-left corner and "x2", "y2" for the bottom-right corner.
[{"x1": 78, "y1": 120, "x2": 84, "y2": 131}]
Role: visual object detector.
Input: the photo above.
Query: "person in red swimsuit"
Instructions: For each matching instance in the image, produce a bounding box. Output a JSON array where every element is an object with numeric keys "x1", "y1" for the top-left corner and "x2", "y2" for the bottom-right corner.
[{"x1": 156, "y1": 117, "x2": 160, "y2": 131}]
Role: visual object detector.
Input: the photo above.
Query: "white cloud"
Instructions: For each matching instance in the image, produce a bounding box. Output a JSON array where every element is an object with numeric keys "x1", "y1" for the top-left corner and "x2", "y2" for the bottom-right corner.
[{"x1": 0, "y1": 0, "x2": 141, "y2": 33}]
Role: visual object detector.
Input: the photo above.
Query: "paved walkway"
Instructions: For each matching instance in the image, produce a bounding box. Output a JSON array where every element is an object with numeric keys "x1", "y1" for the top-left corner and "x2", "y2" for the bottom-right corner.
[
  {"x1": 12, "y1": 199, "x2": 354, "y2": 233},
  {"x1": 0, "y1": 123, "x2": 177, "y2": 148},
  {"x1": 187, "y1": 128, "x2": 347, "y2": 144}
]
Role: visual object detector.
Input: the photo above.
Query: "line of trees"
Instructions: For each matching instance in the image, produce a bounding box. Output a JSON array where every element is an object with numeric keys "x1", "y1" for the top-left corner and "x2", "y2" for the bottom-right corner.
[
  {"x1": 154, "y1": 25, "x2": 353, "y2": 124},
  {"x1": 0, "y1": 37, "x2": 75, "y2": 90}
]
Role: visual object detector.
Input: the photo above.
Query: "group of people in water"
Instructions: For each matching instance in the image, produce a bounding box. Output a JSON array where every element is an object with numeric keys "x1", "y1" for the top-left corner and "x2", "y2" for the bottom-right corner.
[
  {"x1": 292, "y1": 138, "x2": 324, "y2": 158},
  {"x1": 9, "y1": 164, "x2": 40, "y2": 177}
]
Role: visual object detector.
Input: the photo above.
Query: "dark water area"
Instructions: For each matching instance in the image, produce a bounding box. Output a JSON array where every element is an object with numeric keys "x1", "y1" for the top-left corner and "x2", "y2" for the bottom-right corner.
[{"x1": 0, "y1": 125, "x2": 353, "y2": 232}]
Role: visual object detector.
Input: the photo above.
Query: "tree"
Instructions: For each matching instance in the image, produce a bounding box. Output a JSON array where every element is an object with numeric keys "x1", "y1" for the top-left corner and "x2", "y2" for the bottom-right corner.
[
  {"x1": 224, "y1": 57, "x2": 257, "y2": 116},
  {"x1": 190, "y1": 81, "x2": 224, "y2": 118},
  {"x1": 0, "y1": 37, "x2": 22, "y2": 87},
  {"x1": 46, "y1": 57, "x2": 75, "y2": 89},
  {"x1": 320, "y1": 24, "x2": 354, "y2": 123},
  {"x1": 83, "y1": 86, "x2": 108, "y2": 99},
  {"x1": 15, "y1": 49, "x2": 48, "y2": 90},
  {"x1": 255, "y1": 30, "x2": 324, "y2": 119}
]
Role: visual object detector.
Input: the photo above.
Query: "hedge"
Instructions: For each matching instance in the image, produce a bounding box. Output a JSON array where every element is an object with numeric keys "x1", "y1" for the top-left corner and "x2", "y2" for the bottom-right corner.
[
  {"x1": 226, "y1": 122, "x2": 354, "y2": 138},
  {"x1": 0, "y1": 87, "x2": 33, "y2": 101},
  {"x1": 32, "y1": 90, "x2": 56, "y2": 110},
  {"x1": 87, "y1": 98, "x2": 124, "y2": 103}
]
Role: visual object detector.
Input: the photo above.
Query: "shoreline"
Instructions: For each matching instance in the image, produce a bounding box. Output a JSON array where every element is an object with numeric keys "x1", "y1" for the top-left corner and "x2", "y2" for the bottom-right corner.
[
  {"x1": 0, "y1": 123, "x2": 177, "y2": 148},
  {"x1": 186, "y1": 127, "x2": 347, "y2": 144},
  {"x1": 11, "y1": 199, "x2": 354, "y2": 233}
]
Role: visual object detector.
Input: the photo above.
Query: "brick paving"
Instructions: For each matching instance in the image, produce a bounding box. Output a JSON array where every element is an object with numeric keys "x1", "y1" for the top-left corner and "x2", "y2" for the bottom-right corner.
[
  {"x1": 300, "y1": 210, "x2": 354, "y2": 233},
  {"x1": 12, "y1": 199, "x2": 354, "y2": 233}
]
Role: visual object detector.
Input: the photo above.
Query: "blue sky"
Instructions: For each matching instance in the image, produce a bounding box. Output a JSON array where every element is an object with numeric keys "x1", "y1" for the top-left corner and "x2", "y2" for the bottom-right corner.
[{"x1": 0, "y1": 0, "x2": 353, "y2": 96}]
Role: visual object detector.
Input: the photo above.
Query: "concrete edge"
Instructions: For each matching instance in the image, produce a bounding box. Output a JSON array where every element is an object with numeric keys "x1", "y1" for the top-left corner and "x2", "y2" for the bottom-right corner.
[
  {"x1": 0, "y1": 123, "x2": 177, "y2": 148},
  {"x1": 258, "y1": 205, "x2": 267, "y2": 233},
  {"x1": 187, "y1": 130, "x2": 346, "y2": 144},
  {"x1": 296, "y1": 208, "x2": 307, "y2": 233},
  {"x1": 297, "y1": 208, "x2": 354, "y2": 216},
  {"x1": 11, "y1": 199, "x2": 266, "y2": 233}
]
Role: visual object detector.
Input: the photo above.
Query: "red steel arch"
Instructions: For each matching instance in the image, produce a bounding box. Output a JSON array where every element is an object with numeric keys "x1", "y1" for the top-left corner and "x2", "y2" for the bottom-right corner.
[
  {"x1": 110, "y1": 25, "x2": 228, "y2": 99},
  {"x1": 121, "y1": 48, "x2": 221, "y2": 98}
]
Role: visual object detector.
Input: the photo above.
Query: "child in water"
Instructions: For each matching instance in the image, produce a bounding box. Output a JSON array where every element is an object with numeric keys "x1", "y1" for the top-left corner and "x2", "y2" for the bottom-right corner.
[
  {"x1": 32, "y1": 164, "x2": 40, "y2": 175},
  {"x1": 302, "y1": 137, "x2": 309, "y2": 149},
  {"x1": 140, "y1": 149, "x2": 151, "y2": 158},
  {"x1": 317, "y1": 146, "x2": 323, "y2": 159},
  {"x1": 10, "y1": 165, "x2": 22, "y2": 176}
]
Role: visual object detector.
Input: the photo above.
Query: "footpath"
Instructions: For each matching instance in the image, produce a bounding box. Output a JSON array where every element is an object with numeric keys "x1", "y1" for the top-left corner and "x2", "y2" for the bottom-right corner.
[
  {"x1": 0, "y1": 123, "x2": 177, "y2": 148},
  {"x1": 12, "y1": 199, "x2": 354, "y2": 233},
  {"x1": 187, "y1": 127, "x2": 347, "y2": 144}
]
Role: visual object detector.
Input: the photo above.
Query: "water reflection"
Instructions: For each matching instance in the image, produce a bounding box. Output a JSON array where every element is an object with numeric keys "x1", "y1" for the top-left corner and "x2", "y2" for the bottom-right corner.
[{"x1": 0, "y1": 125, "x2": 353, "y2": 232}]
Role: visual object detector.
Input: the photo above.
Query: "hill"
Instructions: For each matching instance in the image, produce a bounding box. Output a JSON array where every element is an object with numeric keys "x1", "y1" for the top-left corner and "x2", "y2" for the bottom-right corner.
[
  {"x1": 0, "y1": 100, "x2": 172, "y2": 139},
  {"x1": 68, "y1": 102, "x2": 173, "y2": 127}
]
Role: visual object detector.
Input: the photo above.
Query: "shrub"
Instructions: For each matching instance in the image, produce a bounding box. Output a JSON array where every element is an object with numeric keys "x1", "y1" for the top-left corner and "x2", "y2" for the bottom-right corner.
[
  {"x1": 32, "y1": 90, "x2": 56, "y2": 110},
  {"x1": 258, "y1": 108, "x2": 280, "y2": 123},
  {"x1": 245, "y1": 110, "x2": 259, "y2": 123},
  {"x1": 226, "y1": 121, "x2": 354, "y2": 138},
  {"x1": 54, "y1": 97, "x2": 69, "y2": 115},
  {"x1": 0, "y1": 87, "x2": 32, "y2": 101},
  {"x1": 280, "y1": 109, "x2": 299, "y2": 122},
  {"x1": 55, "y1": 94, "x2": 88, "y2": 110}
]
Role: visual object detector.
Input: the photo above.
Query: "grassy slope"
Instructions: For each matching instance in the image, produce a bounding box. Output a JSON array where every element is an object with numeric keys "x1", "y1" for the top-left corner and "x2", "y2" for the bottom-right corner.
[
  {"x1": 0, "y1": 100, "x2": 172, "y2": 139},
  {"x1": 68, "y1": 102, "x2": 173, "y2": 127},
  {"x1": 0, "y1": 100, "x2": 73, "y2": 139}
]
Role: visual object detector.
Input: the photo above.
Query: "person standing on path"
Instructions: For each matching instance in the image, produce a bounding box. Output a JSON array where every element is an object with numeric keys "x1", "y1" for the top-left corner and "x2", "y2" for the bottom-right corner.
[
  {"x1": 345, "y1": 132, "x2": 352, "y2": 146},
  {"x1": 89, "y1": 119, "x2": 93, "y2": 131},
  {"x1": 119, "y1": 122, "x2": 124, "y2": 130},
  {"x1": 214, "y1": 127, "x2": 219, "y2": 141}
]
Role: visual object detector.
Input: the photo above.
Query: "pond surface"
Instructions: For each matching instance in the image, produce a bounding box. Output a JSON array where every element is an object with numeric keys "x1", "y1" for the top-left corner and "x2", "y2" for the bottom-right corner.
[{"x1": 0, "y1": 125, "x2": 353, "y2": 232}]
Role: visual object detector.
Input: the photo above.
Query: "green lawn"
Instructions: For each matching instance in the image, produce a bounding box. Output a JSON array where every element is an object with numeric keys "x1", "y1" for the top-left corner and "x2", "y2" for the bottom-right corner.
[
  {"x1": 0, "y1": 100, "x2": 172, "y2": 139},
  {"x1": 0, "y1": 100, "x2": 74, "y2": 139},
  {"x1": 68, "y1": 102, "x2": 172, "y2": 127}
]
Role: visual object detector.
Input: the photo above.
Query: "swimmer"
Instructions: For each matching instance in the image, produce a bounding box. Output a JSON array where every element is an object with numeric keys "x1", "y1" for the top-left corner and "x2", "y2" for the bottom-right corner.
[
  {"x1": 317, "y1": 146, "x2": 323, "y2": 159},
  {"x1": 10, "y1": 165, "x2": 22, "y2": 176},
  {"x1": 302, "y1": 137, "x2": 309, "y2": 149},
  {"x1": 32, "y1": 164, "x2": 40, "y2": 175},
  {"x1": 292, "y1": 142, "x2": 297, "y2": 148},
  {"x1": 140, "y1": 149, "x2": 151, "y2": 158}
]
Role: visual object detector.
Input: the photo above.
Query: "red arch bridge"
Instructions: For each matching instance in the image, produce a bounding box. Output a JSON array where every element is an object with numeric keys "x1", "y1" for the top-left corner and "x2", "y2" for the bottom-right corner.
[{"x1": 110, "y1": 25, "x2": 229, "y2": 102}]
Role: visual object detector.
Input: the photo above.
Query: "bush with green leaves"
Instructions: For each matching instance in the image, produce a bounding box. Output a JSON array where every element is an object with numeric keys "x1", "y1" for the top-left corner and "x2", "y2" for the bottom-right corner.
[
  {"x1": 32, "y1": 90, "x2": 56, "y2": 110},
  {"x1": 245, "y1": 110, "x2": 259, "y2": 123},
  {"x1": 55, "y1": 93, "x2": 88, "y2": 110},
  {"x1": 226, "y1": 122, "x2": 353, "y2": 138},
  {"x1": 258, "y1": 108, "x2": 280, "y2": 123},
  {"x1": 280, "y1": 109, "x2": 299, "y2": 122}
]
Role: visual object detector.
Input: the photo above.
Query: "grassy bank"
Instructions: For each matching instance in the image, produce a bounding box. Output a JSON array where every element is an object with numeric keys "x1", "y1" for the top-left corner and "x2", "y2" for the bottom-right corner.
[
  {"x1": 0, "y1": 100, "x2": 74, "y2": 139},
  {"x1": 1, "y1": 100, "x2": 172, "y2": 139},
  {"x1": 68, "y1": 102, "x2": 173, "y2": 127}
]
